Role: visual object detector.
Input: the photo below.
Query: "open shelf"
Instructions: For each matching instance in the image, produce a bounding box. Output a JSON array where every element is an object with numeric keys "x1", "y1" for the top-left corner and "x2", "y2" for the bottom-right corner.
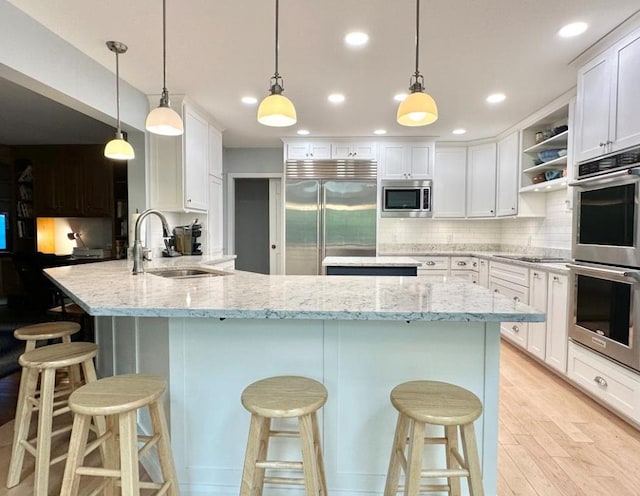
[
  {"x1": 522, "y1": 155, "x2": 568, "y2": 174},
  {"x1": 520, "y1": 177, "x2": 568, "y2": 193},
  {"x1": 523, "y1": 130, "x2": 569, "y2": 154}
]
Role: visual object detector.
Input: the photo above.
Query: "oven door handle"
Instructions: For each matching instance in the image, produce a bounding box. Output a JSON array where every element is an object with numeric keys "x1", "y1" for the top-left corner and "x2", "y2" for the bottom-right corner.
[
  {"x1": 568, "y1": 263, "x2": 640, "y2": 283},
  {"x1": 569, "y1": 167, "x2": 640, "y2": 187}
]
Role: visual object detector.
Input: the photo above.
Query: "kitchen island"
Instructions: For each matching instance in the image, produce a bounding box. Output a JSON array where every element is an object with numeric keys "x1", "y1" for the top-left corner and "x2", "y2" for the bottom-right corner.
[
  {"x1": 322, "y1": 256, "x2": 421, "y2": 276},
  {"x1": 45, "y1": 256, "x2": 544, "y2": 496}
]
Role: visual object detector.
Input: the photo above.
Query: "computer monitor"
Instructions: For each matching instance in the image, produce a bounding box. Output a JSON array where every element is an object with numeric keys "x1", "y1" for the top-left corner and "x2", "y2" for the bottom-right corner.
[{"x1": 0, "y1": 212, "x2": 7, "y2": 251}]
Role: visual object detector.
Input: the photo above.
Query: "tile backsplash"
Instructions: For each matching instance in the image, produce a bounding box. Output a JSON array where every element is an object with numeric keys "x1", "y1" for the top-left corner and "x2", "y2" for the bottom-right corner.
[{"x1": 379, "y1": 190, "x2": 572, "y2": 255}]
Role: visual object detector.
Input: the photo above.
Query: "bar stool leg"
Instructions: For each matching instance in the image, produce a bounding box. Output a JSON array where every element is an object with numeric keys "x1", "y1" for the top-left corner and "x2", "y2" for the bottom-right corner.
[
  {"x1": 460, "y1": 423, "x2": 484, "y2": 496},
  {"x1": 405, "y1": 419, "x2": 426, "y2": 496},
  {"x1": 299, "y1": 413, "x2": 320, "y2": 495},
  {"x1": 252, "y1": 416, "x2": 271, "y2": 494},
  {"x1": 240, "y1": 413, "x2": 265, "y2": 496},
  {"x1": 119, "y1": 410, "x2": 141, "y2": 495},
  {"x1": 7, "y1": 367, "x2": 39, "y2": 487},
  {"x1": 34, "y1": 368, "x2": 56, "y2": 496},
  {"x1": 149, "y1": 400, "x2": 180, "y2": 496},
  {"x1": 445, "y1": 425, "x2": 462, "y2": 496},
  {"x1": 311, "y1": 411, "x2": 328, "y2": 495},
  {"x1": 102, "y1": 415, "x2": 120, "y2": 496},
  {"x1": 60, "y1": 413, "x2": 91, "y2": 496},
  {"x1": 384, "y1": 412, "x2": 410, "y2": 496}
]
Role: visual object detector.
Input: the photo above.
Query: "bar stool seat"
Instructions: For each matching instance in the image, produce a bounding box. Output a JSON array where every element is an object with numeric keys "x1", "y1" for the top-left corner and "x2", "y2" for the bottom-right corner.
[
  {"x1": 14, "y1": 321, "x2": 81, "y2": 352},
  {"x1": 384, "y1": 380, "x2": 485, "y2": 496},
  {"x1": 240, "y1": 375, "x2": 328, "y2": 496},
  {"x1": 60, "y1": 374, "x2": 179, "y2": 496},
  {"x1": 7, "y1": 341, "x2": 99, "y2": 496}
]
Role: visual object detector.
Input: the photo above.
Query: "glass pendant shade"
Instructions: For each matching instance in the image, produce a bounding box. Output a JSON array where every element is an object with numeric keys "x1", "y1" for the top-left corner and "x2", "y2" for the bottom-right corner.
[
  {"x1": 104, "y1": 134, "x2": 135, "y2": 161},
  {"x1": 146, "y1": 105, "x2": 184, "y2": 136},
  {"x1": 257, "y1": 93, "x2": 297, "y2": 127},
  {"x1": 397, "y1": 91, "x2": 438, "y2": 126}
]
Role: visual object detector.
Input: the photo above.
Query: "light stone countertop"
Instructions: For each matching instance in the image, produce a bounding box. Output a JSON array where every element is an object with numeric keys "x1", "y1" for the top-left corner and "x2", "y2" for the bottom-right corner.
[
  {"x1": 44, "y1": 256, "x2": 544, "y2": 322},
  {"x1": 322, "y1": 256, "x2": 422, "y2": 267}
]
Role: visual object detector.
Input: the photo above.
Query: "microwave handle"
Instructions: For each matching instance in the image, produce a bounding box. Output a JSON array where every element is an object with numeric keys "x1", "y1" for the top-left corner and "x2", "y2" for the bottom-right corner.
[
  {"x1": 569, "y1": 167, "x2": 640, "y2": 187},
  {"x1": 568, "y1": 263, "x2": 640, "y2": 283}
]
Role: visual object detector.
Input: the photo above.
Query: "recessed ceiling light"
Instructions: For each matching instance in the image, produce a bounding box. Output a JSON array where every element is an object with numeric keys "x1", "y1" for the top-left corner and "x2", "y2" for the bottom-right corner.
[
  {"x1": 452, "y1": 128, "x2": 467, "y2": 135},
  {"x1": 486, "y1": 93, "x2": 506, "y2": 104},
  {"x1": 328, "y1": 93, "x2": 345, "y2": 104},
  {"x1": 345, "y1": 31, "x2": 369, "y2": 47},
  {"x1": 394, "y1": 93, "x2": 408, "y2": 102},
  {"x1": 241, "y1": 96, "x2": 258, "y2": 105},
  {"x1": 558, "y1": 22, "x2": 588, "y2": 38},
  {"x1": 373, "y1": 129, "x2": 387, "y2": 135},
  {"x1": 297, "y1": 129, "x2": 310, "y2": 135}
]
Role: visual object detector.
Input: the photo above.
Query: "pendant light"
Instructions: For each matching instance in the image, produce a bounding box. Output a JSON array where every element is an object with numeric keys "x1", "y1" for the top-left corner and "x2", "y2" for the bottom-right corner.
[
  {"x1": 257, "y1": 0, "x2": 297, "y2": 127},
  {"x1": 396, "y1": 0, "x2": 438, "y2": 127},
  {"x1": 104, "y1": 41, "x2": 135, "y2": 161},
  {"x1": 145, "y1": 0, "x2": 184, "y2": 136}
]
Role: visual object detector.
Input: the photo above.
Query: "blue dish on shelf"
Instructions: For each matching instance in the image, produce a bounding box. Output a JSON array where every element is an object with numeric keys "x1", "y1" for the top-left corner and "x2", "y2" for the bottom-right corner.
[
  {"x1": 538, "y1": 149, "x2": 566, "y2": 162},
  {"x1": 544, "y1": 170, "x2": 563, "y2": 181}
]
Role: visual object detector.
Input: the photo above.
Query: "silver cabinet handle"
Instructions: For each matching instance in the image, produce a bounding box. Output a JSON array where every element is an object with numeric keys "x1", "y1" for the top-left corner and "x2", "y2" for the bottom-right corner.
[
  {"x1": 512, "y1": 325, "x2": 520, "y2": 333},
  {"x1": 457, "y1": 261, "x2": 467, "y2": 266},
  {"x1": 594, "y1": 376, "x2": 608, "y2": 388},
  {"x1": 425, "y1": 261, "x2": 436, "y2": 266},
  {"x1": 533, "y1": 272, "x2": 539, "y2": 278},
  {"x1": 472, "y1": 262, "x2": 477, "y2": 267},
  {"x1": 552, "y1": 275, "x2": 559, "y2": 282},
  {"x1": 513, "y1": 296, "x2": 520, "y2": 303}
]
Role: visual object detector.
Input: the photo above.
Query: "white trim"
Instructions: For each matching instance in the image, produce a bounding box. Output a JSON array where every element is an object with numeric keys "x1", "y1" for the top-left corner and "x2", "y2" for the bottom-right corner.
[{"x1": 226, "y1": 172, "x2": 283, "y2": 260}]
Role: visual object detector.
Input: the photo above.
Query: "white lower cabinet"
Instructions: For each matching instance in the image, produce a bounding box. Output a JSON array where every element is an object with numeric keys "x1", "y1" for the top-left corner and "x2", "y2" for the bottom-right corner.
[
  {"x1": 489, "y1": 276, "x2": 529, "y2": 348},
  {"x1": 450, "y1": 256, "x2": 478, "y2": 284},
  {"x1": 527, "y1": 269, "x2": 548, "y2": 360},
  {"x1": 416, "y1": 256, "x2": 450, "y2": 282},
  {"x1": 568, "y1": 342, "x2": 640, "y2": 425},
  {"x1": 545, "y1": 273, "x2": 569, "y2": 373},
  {"x1": 476, "y1": 258, "x2": 490, "y2": 287}
]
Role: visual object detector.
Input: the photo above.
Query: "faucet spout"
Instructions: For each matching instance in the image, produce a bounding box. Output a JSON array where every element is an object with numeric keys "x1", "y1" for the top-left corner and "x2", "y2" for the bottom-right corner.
[{"x1": 132, "y1": 209, "x2": 171, "y2": 275}]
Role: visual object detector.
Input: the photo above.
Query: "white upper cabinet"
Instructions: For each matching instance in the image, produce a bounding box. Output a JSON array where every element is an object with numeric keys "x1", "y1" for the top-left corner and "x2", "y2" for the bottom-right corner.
[
  {"x1": 496, "y1": 132, "x2": 519, "y2": 216},
  {"x1": 379, "y1": 141, "x2": 434, "y2": 180},
  {"x1": 149, "y1": 97, "x2": 221, "y2": 213},
  {"x1": 433, "y1": 147, "x2": 466, "y2": 218},
  {"x1": 286, "y1": 142, "x2": 332, "y2": 160},
  {"x1": 208, "y1": 125, "x2": 223, "y2": 178},
  {"x1": 575, "y1": 27, "x2": 640, "y2": 162},
  {"x1": 331, "y1": 141, "x2": 377, "y2": 160},
  {"x1": 466, "y1": 143, "x2": 497, "y2": 217}
]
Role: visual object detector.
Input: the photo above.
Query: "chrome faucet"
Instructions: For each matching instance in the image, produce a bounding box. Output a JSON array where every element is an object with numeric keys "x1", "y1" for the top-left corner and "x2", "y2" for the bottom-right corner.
[{"x1": 132, "y1": 209, "x2": 172, "y2": 274}]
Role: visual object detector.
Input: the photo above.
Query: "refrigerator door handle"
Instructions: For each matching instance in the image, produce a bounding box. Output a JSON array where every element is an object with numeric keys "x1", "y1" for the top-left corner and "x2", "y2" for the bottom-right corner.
[{"x1": 320, "y1": 184, "x2": 326, "y2": 274}]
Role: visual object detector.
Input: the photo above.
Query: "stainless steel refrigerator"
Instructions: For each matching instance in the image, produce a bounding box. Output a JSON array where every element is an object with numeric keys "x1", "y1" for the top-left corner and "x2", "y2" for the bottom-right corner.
[{"x1": 285, "y1": 160, "x2": 377, "y2": 275}]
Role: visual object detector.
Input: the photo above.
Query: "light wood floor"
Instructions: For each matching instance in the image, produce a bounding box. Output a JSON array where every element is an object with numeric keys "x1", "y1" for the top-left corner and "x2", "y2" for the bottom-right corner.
[{"x1": 0, "y1": 342, "x2": 639, "y2": 495}]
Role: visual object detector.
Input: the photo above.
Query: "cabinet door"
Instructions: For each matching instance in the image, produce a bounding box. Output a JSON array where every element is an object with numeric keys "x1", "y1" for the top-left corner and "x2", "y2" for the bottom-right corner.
[
  {"x1": 467, "y1": 143, "x2": 496, "y2": 217},
  {"x1": 208, "y1": 175, "x2": 223, "y2": 256},
  {"x1": 33, "y1": 161, "x2": 59, "y2": 216},
  {"x1": 408, "y1": 143, "x2": 432, "y2": 179},
  {"x1": 308, "y1": 142, "x2": 331, "y2": 159},
  {"x1": 287, "y1": 143, "x2": 312, "y2": 160},
  {"x1": 575, "y1": 52, "x2": 612, "y2": 163},
  {"x1": 350, "y1": 142, "x2": 376, "y2": 160},
  {"x1": 184, "y1": 105, "x2": 209, "y2": 212},
  {"x1": 496, "y1": 132, "x2": 519, "y2": 217},
  {"x1": 545, "y1": 273, "x2": 569, "y2": 373},
  {"x1": 379, "y1": 143, "x2": 408, "y2": 179},
  {"x1": 490, "y1": 277, "x2": 529, "y2": 348},
  {"x1": 527, "y1": 270, "x2": 548, "y2": 361},
  {"x1": 477, "y1": 259, "x2": 489, "y2": 287},
  {"x1": 433, "y1": 147, "x2": 466, "y2": 218},
  {"x1": 611, "y1": 29, "x2": 640, "y2": 153},
  {"x1": 331, "y1": 143, "x2": 352, "y2": 159}
]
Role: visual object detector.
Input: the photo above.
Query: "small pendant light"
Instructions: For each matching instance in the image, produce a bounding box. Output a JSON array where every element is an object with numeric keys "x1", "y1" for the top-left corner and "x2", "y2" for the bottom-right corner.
[
  {"x1": 104, "y1": 41, "x2": 135, "y2": 160},
  {"x1": 257, "y1": 0, "x2": 297, "y2": 127},
  {"x1": 397, "y1": 0, "x2": 438, "y2": 126},
  {"x1": 145, "y1": 0, "x2": 184, "y2": 136}
]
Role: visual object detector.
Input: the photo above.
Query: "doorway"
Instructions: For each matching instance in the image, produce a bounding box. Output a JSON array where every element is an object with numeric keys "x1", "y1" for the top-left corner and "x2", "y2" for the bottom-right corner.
[{"x1": 229, "y1": 175, "x2": 283, "y2": 274}]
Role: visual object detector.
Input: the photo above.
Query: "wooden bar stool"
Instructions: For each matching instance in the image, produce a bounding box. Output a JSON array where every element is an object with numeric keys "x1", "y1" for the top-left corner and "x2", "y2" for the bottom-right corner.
[
  {"x1": 60, "y1": 374, "x2": 179, "y2": 496},
  {"x1": 6, "y1": 341, "x2": 99, "y2": 496},
  {"x1": 14, "y1": 321, "x2": 83, "y2": 388},
  {"x1": 384, "y1": 380, "x2": 485, "y2": 496},
  {"x1": 239, "y1": 375, "x2": 328, "y2": 496}
]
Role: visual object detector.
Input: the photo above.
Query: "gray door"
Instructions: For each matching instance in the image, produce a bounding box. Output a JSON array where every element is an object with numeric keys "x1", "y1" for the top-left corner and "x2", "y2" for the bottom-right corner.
[
  {"x1": 285, "y1": 180, "x2": 320, "y2": 275},
  {"x1": 323, "y1": 181, "x2": 377, "y2": 259}
]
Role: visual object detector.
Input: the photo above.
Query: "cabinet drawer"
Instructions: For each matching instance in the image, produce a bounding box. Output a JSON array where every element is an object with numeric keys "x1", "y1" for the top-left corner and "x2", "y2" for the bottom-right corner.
[
  {"x1": 490, "y1": 278, "x2": 529, "y2": 348},
  {"x1": 451, "y1": 256, "x2": 474, "y2": 270},
  {"x1": 568, "y1": 342, "x2": 640, "y2": 423},
  {"x1": 415, "y1": 256, "x2": 450, "y2": 270},
  {"x1": 489, "y1": 261, "x2": 529, "y2": 287},
  {"x1": 417, "y1": 269, "x2": 448, "y2": 282}
]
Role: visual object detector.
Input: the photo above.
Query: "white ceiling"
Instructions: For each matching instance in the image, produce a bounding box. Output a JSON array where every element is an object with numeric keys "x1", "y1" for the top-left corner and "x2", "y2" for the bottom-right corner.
[{"x1": 6, "y1": 0, "x2": 640, "y2": 148}]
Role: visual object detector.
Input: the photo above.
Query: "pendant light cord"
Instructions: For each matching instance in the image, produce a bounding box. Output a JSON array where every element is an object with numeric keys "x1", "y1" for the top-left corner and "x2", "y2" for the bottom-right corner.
[
  {"x1": 274, "y1": 0, "x2": 280, "y2": 78},
  {"x1": 115, "y1": 50, "x2": 121, "y2": 134},
  {"x1": 414, "y1": 0, "x2": 420, "y2": 77},
  {"x1": 162, "y1": 0, "x2": 168, "y2": 92}
]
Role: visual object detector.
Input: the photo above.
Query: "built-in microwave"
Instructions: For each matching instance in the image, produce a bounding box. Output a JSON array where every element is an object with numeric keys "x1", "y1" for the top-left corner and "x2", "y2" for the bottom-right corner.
[{"x1": 380, "y1": 180, "x2": 432, "y2": 218}]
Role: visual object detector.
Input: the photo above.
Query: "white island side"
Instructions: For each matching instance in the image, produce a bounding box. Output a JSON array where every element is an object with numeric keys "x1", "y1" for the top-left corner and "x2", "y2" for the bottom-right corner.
[{"x1": 45, "y1": 257, "x2": 544, "y2": 496}]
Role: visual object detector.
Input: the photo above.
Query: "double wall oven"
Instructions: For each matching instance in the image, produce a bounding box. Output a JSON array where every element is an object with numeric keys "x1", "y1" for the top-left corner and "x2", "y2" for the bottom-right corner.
[{"x1": 569, "y1": 145, "x2": 640, "y2": 371}]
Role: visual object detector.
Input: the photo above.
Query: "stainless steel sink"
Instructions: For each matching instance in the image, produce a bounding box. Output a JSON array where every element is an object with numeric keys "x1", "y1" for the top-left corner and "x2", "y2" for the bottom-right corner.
[{"x1": 146, "y1": 267, "x2": 232, "y2": 279}]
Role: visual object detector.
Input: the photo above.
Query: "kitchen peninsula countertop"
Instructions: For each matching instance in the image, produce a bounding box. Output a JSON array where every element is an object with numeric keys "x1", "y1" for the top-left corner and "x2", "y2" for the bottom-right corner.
[
  {"x1": 322, "y1": 256, "x2": 422, "y2": 267},
  {"x1": 44, "y1": 255, "x2": 544, "y2": 322}
]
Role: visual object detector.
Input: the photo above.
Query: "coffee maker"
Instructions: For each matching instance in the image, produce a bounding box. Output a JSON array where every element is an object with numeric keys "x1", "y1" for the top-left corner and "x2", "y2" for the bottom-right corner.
[{"x1": 172, "y1": 221, "x2": 202, "y2": 256}]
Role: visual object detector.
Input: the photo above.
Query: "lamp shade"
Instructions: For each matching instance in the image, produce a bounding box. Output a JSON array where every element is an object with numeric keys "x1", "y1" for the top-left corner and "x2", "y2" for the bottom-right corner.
[
  {"x1": 397, "y1": 91, "x2": 438, "y2": 126},
  {"x1": 257, "y1": 94, "x2": 297, "y2": 127},
  {"x1": 104, "y1": 137, "x2": 135, "y2": 161},
  {"x1": 146, "y1": 106, "x2": 184, "y2": 136}
]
